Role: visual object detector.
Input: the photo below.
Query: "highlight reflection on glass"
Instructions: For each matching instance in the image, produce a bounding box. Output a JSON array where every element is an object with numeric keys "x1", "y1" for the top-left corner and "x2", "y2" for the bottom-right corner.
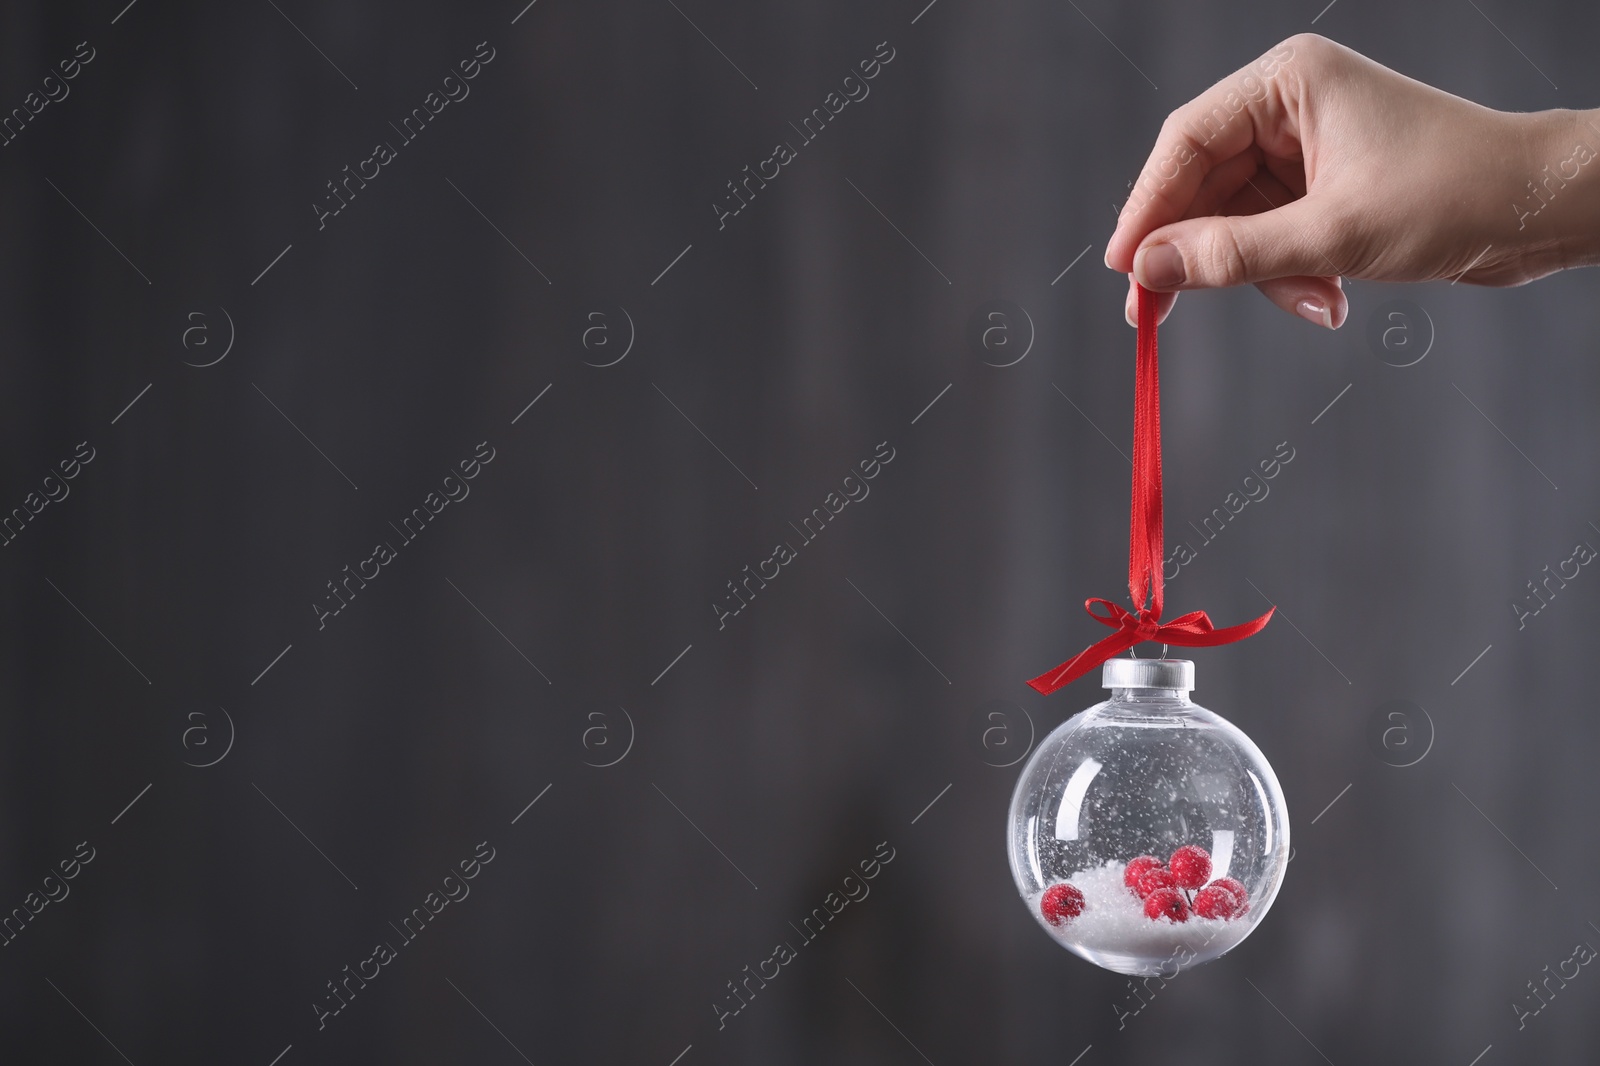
[{"x1": 1053, "y1": 757, "x2": 1103, "y2": 842}]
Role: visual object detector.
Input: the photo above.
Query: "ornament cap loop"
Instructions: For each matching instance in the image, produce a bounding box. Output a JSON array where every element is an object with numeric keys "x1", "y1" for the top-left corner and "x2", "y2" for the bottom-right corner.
[{"x1": 1101, "y1": 657, "x2": 1194, "y2": 692}]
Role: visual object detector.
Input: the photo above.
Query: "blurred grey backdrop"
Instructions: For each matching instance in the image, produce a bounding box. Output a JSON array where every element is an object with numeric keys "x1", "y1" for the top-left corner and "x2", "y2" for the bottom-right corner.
[{"x1": 1, "y1": 0, "x2": 1597, "y2": 1062}]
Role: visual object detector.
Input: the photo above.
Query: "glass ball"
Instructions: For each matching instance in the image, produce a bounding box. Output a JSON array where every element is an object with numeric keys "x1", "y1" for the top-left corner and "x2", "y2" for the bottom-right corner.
[{"x1": 1007, "y1": 658, "x2": 1289, "y2": 975}]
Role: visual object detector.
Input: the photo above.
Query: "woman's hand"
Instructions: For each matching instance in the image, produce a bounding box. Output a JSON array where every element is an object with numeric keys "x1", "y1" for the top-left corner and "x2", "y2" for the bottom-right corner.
[{"x1": 1104, "y1": 33, "x2": 1600, "y2": 328}]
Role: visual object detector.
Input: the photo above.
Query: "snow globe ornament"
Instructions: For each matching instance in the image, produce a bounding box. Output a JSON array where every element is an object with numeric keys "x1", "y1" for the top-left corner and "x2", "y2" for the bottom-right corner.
[{"x1": 1007, "y1": 657, "x2": 1289, "y2": 975}]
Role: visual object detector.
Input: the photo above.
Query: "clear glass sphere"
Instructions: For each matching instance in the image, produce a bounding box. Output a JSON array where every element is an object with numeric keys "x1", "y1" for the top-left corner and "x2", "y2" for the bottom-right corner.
[{"x1": 1007, "y1": 664, "x2": 1289, "y2": 975}]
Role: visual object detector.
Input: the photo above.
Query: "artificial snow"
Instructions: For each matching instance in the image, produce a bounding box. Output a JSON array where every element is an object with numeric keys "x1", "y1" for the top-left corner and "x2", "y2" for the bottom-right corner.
[{"x1": 1031, "y1": 860, "x2": 1254, "y2": 970}]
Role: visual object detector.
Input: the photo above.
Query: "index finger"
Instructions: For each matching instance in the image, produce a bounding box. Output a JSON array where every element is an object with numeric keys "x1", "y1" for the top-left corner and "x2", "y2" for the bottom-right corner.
[{"x1": 1105, "y1": 38, "x2": 1303, "y2": 272}]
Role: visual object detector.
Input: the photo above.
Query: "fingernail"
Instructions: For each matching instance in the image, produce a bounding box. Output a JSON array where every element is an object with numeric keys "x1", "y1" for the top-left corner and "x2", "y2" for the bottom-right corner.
[
  {"x1": 1135, "y1": 243, "x2": 1185, "y2": 289},
  {"x1": 1296, "y1": 298, "x2": 1333, "y2": 329}
]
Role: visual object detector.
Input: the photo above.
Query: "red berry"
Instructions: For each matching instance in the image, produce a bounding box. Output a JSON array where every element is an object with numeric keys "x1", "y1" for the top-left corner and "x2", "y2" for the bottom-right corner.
[
  {"x1": 1169, "y1": 845, "x2": 1212, "y2": 890},
  {"x1": 1123, "y1": 855, "x2": 1162, "y2": 896},
  {"x1": 1211, "y1": 877, "x2": 1249, "y2": 915},
  {"x1": 1143, "y1": 886, "x2": 1189, "y2": 923},
  {"x1": 1134, "y1": 866, "x2": 1176, "y2": 898},
  {"x1": 1193, "y1": 885, "x2": 1240, "y2": 920},
  {"x1": 1040, "y1": 883, "x2": 1085, "y2": 926}
]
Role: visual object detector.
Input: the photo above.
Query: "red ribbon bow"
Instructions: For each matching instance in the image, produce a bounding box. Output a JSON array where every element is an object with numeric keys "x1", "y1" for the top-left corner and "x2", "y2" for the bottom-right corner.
[{"x1": 1026, "y1": 284, "x2": 1273, "y2": 695}]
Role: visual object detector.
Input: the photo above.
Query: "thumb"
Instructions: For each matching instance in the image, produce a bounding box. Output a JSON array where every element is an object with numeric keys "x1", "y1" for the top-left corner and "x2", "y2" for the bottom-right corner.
[{"x1": 1132, "y1": 201, "x2": 1341, "y2": 290}]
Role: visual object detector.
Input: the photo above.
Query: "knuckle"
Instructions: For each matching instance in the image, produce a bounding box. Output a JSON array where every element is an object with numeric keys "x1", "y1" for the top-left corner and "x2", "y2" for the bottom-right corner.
[
  {"x1": 1279, "y1": 32, "x2": 1324, "y2": 53},
  {"x1": 1274, "y1": 33, "x2": 1346, "y2": 77},
  {"x1": 1154, "y1": 113, "x2": 1208, "y2": 168},
  {"x1": 1203, "y1": 218, "x2": 1254, "y2": 287},
  {"x1": 1278, "y1": 33, "x2": 1326, "y2": 61}
]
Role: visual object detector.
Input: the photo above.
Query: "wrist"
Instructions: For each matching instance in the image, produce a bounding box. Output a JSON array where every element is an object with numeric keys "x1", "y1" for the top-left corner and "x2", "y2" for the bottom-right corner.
[{"x1": 1509, "y1": 107, "x2": 1600, "y2": 273}]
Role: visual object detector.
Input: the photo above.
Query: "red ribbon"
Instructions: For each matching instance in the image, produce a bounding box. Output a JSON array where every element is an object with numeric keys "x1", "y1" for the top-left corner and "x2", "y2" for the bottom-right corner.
[{"x1": 1026, "y1": 283, "x2": 1273, "y2": 695}]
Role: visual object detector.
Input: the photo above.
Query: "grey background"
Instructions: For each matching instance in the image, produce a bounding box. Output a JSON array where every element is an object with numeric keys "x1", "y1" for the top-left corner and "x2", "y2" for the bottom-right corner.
[{"x1": 0, "y1": 0, "x2": 1596, "y2": 1062}]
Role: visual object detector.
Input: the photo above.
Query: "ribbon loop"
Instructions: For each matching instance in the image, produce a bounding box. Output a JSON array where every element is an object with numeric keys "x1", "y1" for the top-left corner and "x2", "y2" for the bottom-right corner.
[
  {"x1": 1084, "y1": 598, "x2": 1127, "y2": 625},
  {"x1": 1026, "y1": 284, "x2": 1273, "y2": 696}
]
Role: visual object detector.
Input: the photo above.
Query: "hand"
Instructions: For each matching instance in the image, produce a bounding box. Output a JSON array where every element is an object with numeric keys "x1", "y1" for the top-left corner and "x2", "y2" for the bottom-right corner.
[{"x1": 1104, "y1": 33, "x2": 1600, "y2": 328}]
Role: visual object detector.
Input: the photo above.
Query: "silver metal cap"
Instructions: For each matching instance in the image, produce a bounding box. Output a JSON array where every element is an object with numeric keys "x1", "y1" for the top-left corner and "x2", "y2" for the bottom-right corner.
[{"x1": 1102, "y1": 657, "x2": 1194, "y2": 691}]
